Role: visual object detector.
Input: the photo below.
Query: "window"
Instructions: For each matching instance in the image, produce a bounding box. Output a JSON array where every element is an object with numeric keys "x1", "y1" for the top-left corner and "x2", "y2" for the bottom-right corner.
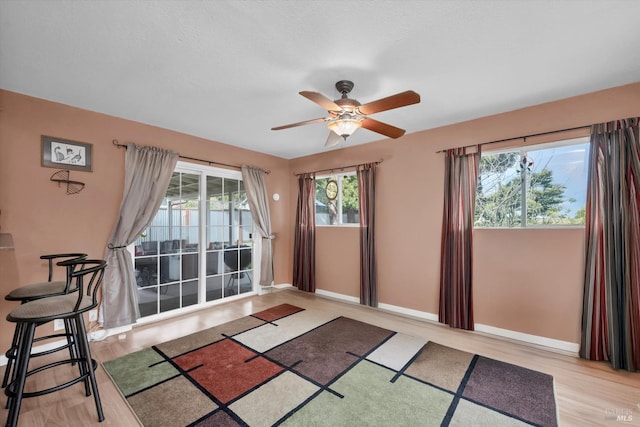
[
  {"x1": 132, "y1": 162, "x2": 254, "y2": 319},
  {"x1": 474, "y1": 137, "x2": 589, "y2": 227},
  {"x1": 315, "y1": 173, "x2": 359, "y2": 225}
]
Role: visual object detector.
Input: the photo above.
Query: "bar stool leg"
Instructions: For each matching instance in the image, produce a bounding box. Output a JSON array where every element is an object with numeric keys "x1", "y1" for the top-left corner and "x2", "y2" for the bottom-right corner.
[
  {"x1": 5, "y1": 322, "x2": 36, "y2": 427},
  {"x1": 63, "y1": 318, "x2": 78, "y2": 364},
  {"x1": 1, "y1": 324, "x2": 21, "y2": 389},
  {"x1": 74, "y1": 315, "x2": 104, "y2": 421},
  {"x1": 65, "y1": 318, "x2": 91, "y2": 396},
  {"x1": 3, "y1": 323, "x2": 22, "y2": 411}
]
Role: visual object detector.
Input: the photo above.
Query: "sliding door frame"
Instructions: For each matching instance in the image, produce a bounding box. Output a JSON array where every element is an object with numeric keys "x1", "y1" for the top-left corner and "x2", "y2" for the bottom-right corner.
[{"x1": 131, "y1": 161, "x2": 258, "y2": 324}]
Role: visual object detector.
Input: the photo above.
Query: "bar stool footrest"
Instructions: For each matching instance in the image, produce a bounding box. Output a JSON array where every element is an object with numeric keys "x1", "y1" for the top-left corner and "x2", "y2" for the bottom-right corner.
[{"x1": 4, "y1": 358, "x2": 98, "y2": 400}]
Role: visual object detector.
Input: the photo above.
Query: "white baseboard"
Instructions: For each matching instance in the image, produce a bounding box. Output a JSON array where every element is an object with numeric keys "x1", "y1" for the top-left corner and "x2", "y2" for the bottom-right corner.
[
  {"x1": 474, "y1": 323, "x2": 580, "y2": 354},
  {"x1": 315, "y1": 288, "x2": 360, "y2": 304},
  {"x1": 378, "y1": 302, "x2": 440, "y2": 322},
  {"x1": 315, "y1": 288, "x2": 579, "y2": 355}
]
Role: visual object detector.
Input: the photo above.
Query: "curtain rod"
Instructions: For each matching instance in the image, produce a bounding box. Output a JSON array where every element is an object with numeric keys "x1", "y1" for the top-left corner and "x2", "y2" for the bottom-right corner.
[
  {"x1": 435, "y1": 124, "x2": 591, "y2": 153},
  {"x1": 294, "y1": 159, "x2": 383, "y2": 176},
  {"x1": 112, "y1": 140, "x2": 270, "y2": 173}
]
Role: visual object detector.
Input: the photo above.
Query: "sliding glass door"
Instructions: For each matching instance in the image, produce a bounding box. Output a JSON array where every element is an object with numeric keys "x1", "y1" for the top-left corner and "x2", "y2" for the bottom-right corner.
[
  {"x1": 204, "y1": 176, "x2": 254, "y2": 302},
  {"x1": 132, "y1": 162, "x2": 254, "y2": 319}
]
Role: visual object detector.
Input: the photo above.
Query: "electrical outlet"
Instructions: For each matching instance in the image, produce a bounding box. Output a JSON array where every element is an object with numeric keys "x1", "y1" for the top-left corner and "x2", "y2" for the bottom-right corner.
[
  {"x1": 53, "y1": 319, "x2": 64, "y2": 331},
  {"x1": 89, "y1": 309, "x2": 97, "y2": 322}
]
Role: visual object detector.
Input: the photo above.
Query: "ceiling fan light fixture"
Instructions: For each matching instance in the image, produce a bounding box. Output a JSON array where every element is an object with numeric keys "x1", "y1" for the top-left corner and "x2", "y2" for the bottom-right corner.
[{"x1": 327, "y1": 114, "x2": 362, "y2": 138}]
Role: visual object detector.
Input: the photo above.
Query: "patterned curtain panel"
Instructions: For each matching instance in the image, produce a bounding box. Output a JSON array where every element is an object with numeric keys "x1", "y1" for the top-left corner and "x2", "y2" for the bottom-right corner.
[
  {"x1": 439, "y1": 147, "x2": 480, "y2": 331},
  {"x1": 103, "y1": 143, "x2": 178, "y2": 328},
  {"x1": 293, "y1": 173, "x2": 316, "y2": 292},
  {"x1": 581, "y1": 118, "x2": 640, "y2": 372},
  {"x1": 358, "y1": 163, "x2": 377, "y2": 307}
]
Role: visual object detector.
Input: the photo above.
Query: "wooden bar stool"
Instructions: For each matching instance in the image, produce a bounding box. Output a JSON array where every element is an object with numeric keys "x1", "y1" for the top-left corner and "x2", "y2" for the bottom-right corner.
[
  {"x1": 2, "y1": 253, "x2": 87, "y2": 389},
  {"x1": 4, "y1": 260, "x2": 107, "y2": 427}
]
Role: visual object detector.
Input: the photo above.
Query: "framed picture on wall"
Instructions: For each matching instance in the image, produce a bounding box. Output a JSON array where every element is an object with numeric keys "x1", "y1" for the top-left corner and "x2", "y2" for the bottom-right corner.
[{"x1": 41, "y1": 135, "x2": 93, "y2": 172}]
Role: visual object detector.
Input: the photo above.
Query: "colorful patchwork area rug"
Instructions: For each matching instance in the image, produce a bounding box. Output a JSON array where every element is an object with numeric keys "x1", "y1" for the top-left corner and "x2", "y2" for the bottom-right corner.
[{"x1": 103, "y1": 304, "x2": 558, "y2": 426}]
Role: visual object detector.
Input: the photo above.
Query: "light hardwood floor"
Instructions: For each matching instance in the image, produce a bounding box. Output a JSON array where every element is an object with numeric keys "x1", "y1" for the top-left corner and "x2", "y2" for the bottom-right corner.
[{"x1": 1, "y1": 288, "x2": 639, "y2": 426}]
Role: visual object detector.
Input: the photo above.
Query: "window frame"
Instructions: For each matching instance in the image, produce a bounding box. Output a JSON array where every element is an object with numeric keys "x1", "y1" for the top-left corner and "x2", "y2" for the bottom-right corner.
[
  {"x1": 474, "y1": 136, "x2": 589, "y2": 229},
  {"x1": 315, "y1": 172, "x2": 360, "y2": 227}
]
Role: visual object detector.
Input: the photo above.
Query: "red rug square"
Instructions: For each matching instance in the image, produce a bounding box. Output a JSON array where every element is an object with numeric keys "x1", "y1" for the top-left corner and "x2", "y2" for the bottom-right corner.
[
  {"x1": 174, "y1": 339, "x2": 283, "y2": 403},
  {"x1": 252, "y1": 303, "x2": 304, "y2": 322}
]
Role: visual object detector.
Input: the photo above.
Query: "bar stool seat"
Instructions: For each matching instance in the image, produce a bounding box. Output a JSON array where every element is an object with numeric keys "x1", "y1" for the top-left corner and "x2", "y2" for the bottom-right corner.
[
  {"x1": 4, "y1": 259, "x2": 107, "y2": 427},
  {"x1": 7, "y1": 292, "x2": 95, "y2": 320},
  {"x1": 5, "y1": 280, "x2": 67, "y2": 300},
  {"x1": 4, "y1": 253, "x2": 87, "y2": 302}
]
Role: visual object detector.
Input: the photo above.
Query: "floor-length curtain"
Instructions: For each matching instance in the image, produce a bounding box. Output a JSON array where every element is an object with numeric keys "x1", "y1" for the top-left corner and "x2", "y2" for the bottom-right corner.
[
  {"x1": 439, "y1": 147, "x2": 480, "y2": 331},
  {"x1": 241, "y1": 165, "x2": 274, "y2": 287},
  {"x1": 358, "y1": 163, "x2": 377, "y2": 307},
  {"x1": 102, "y1": 143, "x2": 178, "y2": 328},
  {"x1": 293, "y1": 173, "x2": 316, "y2": 292},
  {"x1": 581, "y1": 118, "x2": 640, "y2": 372}
]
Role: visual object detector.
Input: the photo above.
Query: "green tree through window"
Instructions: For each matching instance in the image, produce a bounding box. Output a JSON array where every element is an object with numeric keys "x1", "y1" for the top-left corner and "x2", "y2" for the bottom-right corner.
[
  {"x1": 315, "y1": 174, "x2": 359, "y2": 225},
  {"x1": 475, "y1": 138, "x2": 589, "y2": 227}
]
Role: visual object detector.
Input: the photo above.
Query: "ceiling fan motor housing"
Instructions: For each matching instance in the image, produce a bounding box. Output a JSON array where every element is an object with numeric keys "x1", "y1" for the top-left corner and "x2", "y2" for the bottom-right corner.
[
  {"x1": 335, "y1": 98, "x2": 361, "y2": 113},
  {"x1": 333, "y1": 81, "x2": 362, "y2": 114},
  {"x1": 335, "y1": 80, "x2": 355, "y2": 95}
]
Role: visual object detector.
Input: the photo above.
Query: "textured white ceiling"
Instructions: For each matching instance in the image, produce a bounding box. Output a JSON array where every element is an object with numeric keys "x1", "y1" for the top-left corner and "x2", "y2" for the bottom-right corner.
[{"x1": 1, "y1": 1, "x2": 639, "y2": 159}]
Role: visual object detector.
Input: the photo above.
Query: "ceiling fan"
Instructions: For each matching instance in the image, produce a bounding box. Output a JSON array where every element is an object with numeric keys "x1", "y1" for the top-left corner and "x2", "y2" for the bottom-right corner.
[{"x1": 271, "y1": 80, "x2": 420, "y2": 147}]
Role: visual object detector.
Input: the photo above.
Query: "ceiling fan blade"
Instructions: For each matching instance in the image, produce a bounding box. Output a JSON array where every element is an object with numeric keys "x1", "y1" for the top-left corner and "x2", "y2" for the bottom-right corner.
[
  {"x1": 300, "y1": 91, "x2": 342, "y2": 111},
  {"x1": 361, "y1": 117, "x2": 406, "y2": 139},
  {"x1": 358, "y1": 90, "x2": 420, "y2": 115},
  {"x1": 271, "y1": 117, "x2": 327, "y2": 131},
  {"x1": 324, "y1": 131, "x2": 342, "y2": 147}
]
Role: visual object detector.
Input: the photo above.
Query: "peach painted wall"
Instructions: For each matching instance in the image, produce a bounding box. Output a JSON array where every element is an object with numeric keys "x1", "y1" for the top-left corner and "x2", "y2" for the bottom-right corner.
[
  {"x1": 1, "y1": 83, "x2": 639, "y2": 355},
  {"x1": 474, "y1": 228, "x2": 585, "y2": 342},
  {"x1": 315, "y1": 226, "x2": 360, "y2": 297},
  {"x1": 0, "y1": 90, "x2": 291, "y2": 353},
  {"x1": 288, "y1": 82, "x2": 640, "y2": 345}
]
